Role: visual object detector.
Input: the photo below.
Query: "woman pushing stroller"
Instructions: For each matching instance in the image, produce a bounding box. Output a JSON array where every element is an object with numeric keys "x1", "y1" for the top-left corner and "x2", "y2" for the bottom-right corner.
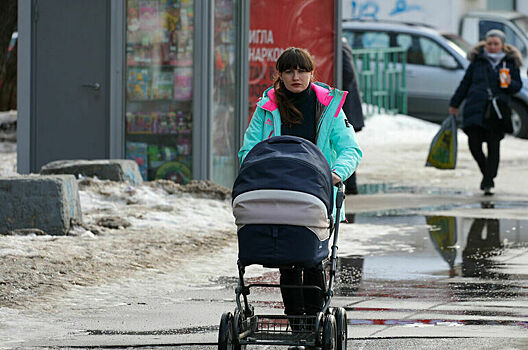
[{"x1": 238, "y1": 47, "x2": 362, "y2": 321}]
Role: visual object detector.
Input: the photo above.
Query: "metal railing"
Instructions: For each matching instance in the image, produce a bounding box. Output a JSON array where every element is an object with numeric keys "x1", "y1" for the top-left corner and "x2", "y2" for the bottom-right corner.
[{"x1": 351, "y1": 47, "x2": 407, "y2": 116}]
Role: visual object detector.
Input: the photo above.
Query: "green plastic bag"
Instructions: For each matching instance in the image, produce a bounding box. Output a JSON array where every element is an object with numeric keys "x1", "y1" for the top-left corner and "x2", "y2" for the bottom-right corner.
[
  {"x1": 426, "y1": 216, "x2": 457, "y2": 269},
  {"x1": 426, "y1": 114, "x2": 457, "y2": 169}
]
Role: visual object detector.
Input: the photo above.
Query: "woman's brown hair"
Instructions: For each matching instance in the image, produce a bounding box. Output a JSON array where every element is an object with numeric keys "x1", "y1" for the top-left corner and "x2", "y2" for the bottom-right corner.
[{"x1": 273, "y1": 47, "x2": 315, "y2": 126}]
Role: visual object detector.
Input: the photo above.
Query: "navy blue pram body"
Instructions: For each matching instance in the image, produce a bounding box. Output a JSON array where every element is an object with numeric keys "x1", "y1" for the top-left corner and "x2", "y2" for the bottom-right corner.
[{"x1": 232, "y1": 136, "x2": 334, "y2": 267}]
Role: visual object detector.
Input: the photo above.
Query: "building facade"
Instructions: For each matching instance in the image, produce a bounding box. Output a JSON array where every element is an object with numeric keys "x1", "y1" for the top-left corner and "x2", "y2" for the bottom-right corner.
[
  {"x1": 18, "y1": 0, "x2": 249, "y2": 188},
  {"x1": 18, "y1": 0, "x2": 341, "y2": 188}
]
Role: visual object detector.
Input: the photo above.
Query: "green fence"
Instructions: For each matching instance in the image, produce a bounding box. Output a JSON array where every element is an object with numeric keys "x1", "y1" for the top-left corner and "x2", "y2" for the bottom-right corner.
[{"x1": 351, "y1": 47, "x2": 407, "y2": 116}]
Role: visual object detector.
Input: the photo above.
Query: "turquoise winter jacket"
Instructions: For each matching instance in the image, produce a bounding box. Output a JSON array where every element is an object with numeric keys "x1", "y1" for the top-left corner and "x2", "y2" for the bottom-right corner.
[{"x1": 238, "y1": 82, "x2": 362, "y2": 220}]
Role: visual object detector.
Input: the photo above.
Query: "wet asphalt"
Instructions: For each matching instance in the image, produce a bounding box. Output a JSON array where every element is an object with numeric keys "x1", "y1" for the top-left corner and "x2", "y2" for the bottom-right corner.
[{"x1": 13, "y1": 186, "x2": 528, "y2": 349}]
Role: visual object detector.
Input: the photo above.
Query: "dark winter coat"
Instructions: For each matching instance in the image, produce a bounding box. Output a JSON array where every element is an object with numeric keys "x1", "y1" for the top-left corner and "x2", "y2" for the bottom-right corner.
[
  {"x1": 342, "y1": 38, "x2": 365, "y2": 132},
  {"x1": 450, "y1": 42, "x2": 523, "y2": 131}
]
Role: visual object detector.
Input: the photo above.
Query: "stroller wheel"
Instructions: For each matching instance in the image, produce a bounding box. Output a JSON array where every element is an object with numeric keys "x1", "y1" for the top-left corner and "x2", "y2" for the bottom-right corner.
[
  {"x1": 218, "y1": 312, "x2": 241, "y2": 350},
  {"x1": 322, "y1": 314, "x2": 337, "y2": 350},
  {"x1": 233, "y1": 310, "x2": 248, "y2": 349},
  {"x1": 333, "y1": 307, "x2": 348, "y2": 349},
  {"x1": 233, "y1": 310, "x2": 243, "y2": 334}
]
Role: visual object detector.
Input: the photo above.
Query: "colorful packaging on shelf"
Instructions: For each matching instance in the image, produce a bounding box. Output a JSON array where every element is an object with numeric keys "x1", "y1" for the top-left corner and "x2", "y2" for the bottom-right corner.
[
  {"x1": 127, "y1": 68, "x2": 151, "y2": 100},
  {"x1": 155, "y1": 161, "x2": 192, "y2": 184},
  {"x1": 139, "y1": 0, "x2": 160, "y2": 31},
  {"x1": 127, "y1": 112, "x2": 159, "y2": 134},
  {"x1": 167, "y1": 112, "x2": 179, "y2": 134},
  {"x1": 127, "y1": 46, "x2": 151, "y2": 66},
  {"x1": 176, "y1": 138, "x2": 191, "y2": 156},
  {"x1": 127, "y1": 1, "x2": 140, "y2": 40},
  {"x1": 173, "y1": 67, "x2": 193, "y2": 101},
  {"x1": 146, "y1": 141, "x2": 193, "y2": 183},
  {"x1": 148, "y1": 144, "x2": 162, "y2": 161},
  {"x1": 164, "y1": 4, "x2": 179, "y2": 33},
  {"x1": 174, "y1": 111, "x2": 192, "y2": 134},
  {"x1": 152, "y1": 70, "x2": 173, "y2": 100},
  {"x1": 157, "y1": 113, "x2": 171, "y2": 134},
  {"x1": 126, "y1": 141, "x2": 149, "y2": 180}
]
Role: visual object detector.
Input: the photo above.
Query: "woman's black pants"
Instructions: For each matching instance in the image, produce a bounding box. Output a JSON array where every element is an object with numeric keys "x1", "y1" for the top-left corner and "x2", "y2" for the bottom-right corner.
[
  {"x1": 279, "y1": 264, "x2": 325, "y2": 316},
  {"x1": 465, "y1": 126, "x2": 502, "y2": 189}
]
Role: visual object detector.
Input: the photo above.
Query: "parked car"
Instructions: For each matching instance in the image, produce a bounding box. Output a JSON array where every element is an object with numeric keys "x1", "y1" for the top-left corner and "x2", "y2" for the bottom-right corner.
[
  {"x1": 342, "y1": 20, "x2": 528, "y2": 138},
  {"x1": 460, "y1": 10, "x2": 528, "y2": 64}
]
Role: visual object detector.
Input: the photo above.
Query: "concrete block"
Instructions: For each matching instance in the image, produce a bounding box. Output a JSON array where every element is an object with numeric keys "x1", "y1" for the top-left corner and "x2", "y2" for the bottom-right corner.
[
  {"x1": 0, "y1": 110, "x2": 16, "y2": 142},
  {"x1": 0, "y1": 175, "x2": 82, "y2": 235},
  {"x1": 40, "y1": 159, "x2": 143, "y2": 185}
]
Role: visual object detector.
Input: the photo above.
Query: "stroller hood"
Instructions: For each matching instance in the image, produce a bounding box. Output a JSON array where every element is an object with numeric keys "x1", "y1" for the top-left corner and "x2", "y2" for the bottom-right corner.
[{"x1": 232, "y1": 136, "x2": 333, "y2": 219}]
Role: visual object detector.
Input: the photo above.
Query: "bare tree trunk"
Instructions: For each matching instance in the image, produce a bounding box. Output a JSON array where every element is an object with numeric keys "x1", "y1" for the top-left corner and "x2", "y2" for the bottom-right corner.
[{"x1": 0, "y1": 0, "x2": 18, "y2": 111}]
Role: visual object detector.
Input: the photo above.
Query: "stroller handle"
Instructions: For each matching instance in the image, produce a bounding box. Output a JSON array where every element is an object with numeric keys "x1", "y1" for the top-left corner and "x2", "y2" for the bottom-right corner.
[
  {"x1": 321, "y1": 181, "x2": 344, "y2": 312},
  {"x1": 335, "y1": 181, "x2": 344, "y2": 210}
]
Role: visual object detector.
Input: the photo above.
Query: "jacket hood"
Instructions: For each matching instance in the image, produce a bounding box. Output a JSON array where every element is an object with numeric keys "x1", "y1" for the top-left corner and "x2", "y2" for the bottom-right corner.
[
  {"x1": 258, "y1": 82, "x2": 344, "y2": 112},
  {"x1": 467, "y1": 41, "x2": 523, "y2": 68}
]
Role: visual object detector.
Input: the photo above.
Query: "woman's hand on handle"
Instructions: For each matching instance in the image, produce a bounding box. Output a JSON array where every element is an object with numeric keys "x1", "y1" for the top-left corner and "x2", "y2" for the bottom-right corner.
[
  {"x1": 332, "y1": 172, "x2": 342, "y2": 186},
  {"x1": 448, "y1": 106, "x2": 458, "y2": 116}
]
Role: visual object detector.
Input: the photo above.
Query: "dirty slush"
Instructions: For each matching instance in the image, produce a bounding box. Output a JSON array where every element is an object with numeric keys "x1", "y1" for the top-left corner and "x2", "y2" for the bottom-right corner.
[{"x1": 0, "y1": 179, "x2": 236, "y2": 309}]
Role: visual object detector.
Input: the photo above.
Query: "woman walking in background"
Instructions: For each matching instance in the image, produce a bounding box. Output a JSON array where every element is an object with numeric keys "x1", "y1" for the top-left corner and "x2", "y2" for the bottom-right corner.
[{"x1": 449, "y1": 29, "x2": 522, "y2": 195}]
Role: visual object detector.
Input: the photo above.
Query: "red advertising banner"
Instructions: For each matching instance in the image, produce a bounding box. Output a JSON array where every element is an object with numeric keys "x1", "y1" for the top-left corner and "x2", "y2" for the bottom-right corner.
[{"x1": 249, "y1": 0, "x2": 336, "y2": 115}]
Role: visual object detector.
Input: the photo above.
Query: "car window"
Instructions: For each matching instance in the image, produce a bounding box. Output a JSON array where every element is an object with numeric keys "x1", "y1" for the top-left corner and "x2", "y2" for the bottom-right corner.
[
  {"x1": 343, "y1": 30, "x2": 357, "y2": 48},
  {"x1": 396, "y1": 33, "x2": 412, "y2": 49},
  {"x1": 363, "y1": 32, "x2": 390, "y2": 48},
  {"x1": 513, "y1": 16, "x2": 528, "y2": 35},
  {"x1": 396, "y1": 33, "x2": 425, "y2": 65},
  {"x1": 419, "y1": 36, "x2": 455, "y2": 67},
  {"x1": 343, "y1": 30, "x2": 390, "y2": 49},
  {"x1": 442, "y1": 34, "x2": 470, "y2": 54},
  {"x1": 504, "y1": 25, "x2": 527, "y2": 57},
  {"x1": 479, "y1": 20, "x2": 505, "y2": 41}
]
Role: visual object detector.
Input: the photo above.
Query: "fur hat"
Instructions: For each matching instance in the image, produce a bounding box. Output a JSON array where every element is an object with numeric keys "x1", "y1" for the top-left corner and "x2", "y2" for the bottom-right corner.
[
  {"x1": 467, "y1": 41, "x2": 523, "y2": 68},
  {"x1": 486, "y1": 29, "x2": 506, "y2": 44}
]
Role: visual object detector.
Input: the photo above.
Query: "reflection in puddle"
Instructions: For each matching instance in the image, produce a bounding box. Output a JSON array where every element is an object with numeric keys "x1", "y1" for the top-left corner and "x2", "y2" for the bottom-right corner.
[
  {"x1": 462, "y1": 217, "x2": 504, "y2": 279},
  {"x1": 426, "y1": 216, "x2": 457, "y2": 277},
  {"x1": 335, "y1": 205, "x2": 528, "y2": 301}
]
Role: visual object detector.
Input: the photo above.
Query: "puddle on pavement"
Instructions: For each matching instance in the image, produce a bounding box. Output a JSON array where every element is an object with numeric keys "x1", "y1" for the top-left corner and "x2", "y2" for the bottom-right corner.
[
  {"x1": 210, "y1": 198, "x2": 528, "y2": 331},
  {"x1": 356, "y1": 183, "x2": 481, "y2": 196},
  {"x1": 215, "y1": 207, "x2": 528, "y2": 302},
  {"x1": 346, "y1": 200, "x2": 528, "y2": 218},
  {"x1": 336, "y1": 211, "x2": 528, "y2": 302},
  {"x1": 350, "y1": 182, "x2": 528, "y2": 216},
  {"x1": 334, "y1": 210, "x2": 528, "y2": 329}
]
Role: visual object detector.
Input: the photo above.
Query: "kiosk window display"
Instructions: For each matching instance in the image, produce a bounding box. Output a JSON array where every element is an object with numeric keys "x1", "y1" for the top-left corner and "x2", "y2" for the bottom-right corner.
[
  {"x1": 125, "y1": 0, "x2": 194, "y2": 183},
  {"x1": 212, "y1": 0, "x2": 237, "y2": 188}
]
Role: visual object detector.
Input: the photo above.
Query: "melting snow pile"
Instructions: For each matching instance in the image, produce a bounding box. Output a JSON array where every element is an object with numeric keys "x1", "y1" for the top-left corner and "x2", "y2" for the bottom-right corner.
[{"x1": 0, "y1": 178, "x2": 237, "y2": 308}]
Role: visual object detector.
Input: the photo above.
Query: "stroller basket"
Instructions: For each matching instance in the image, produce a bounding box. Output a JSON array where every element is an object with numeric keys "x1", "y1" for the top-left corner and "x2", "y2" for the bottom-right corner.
[{"x1": 242, "y1": 314, "x2": 319, "y2": 346}]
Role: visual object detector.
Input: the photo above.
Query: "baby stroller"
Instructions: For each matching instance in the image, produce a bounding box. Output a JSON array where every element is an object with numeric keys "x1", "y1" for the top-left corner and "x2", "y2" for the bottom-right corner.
[{"x1": 218, "y1": 136, "x2": 347, "y2": 349}]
